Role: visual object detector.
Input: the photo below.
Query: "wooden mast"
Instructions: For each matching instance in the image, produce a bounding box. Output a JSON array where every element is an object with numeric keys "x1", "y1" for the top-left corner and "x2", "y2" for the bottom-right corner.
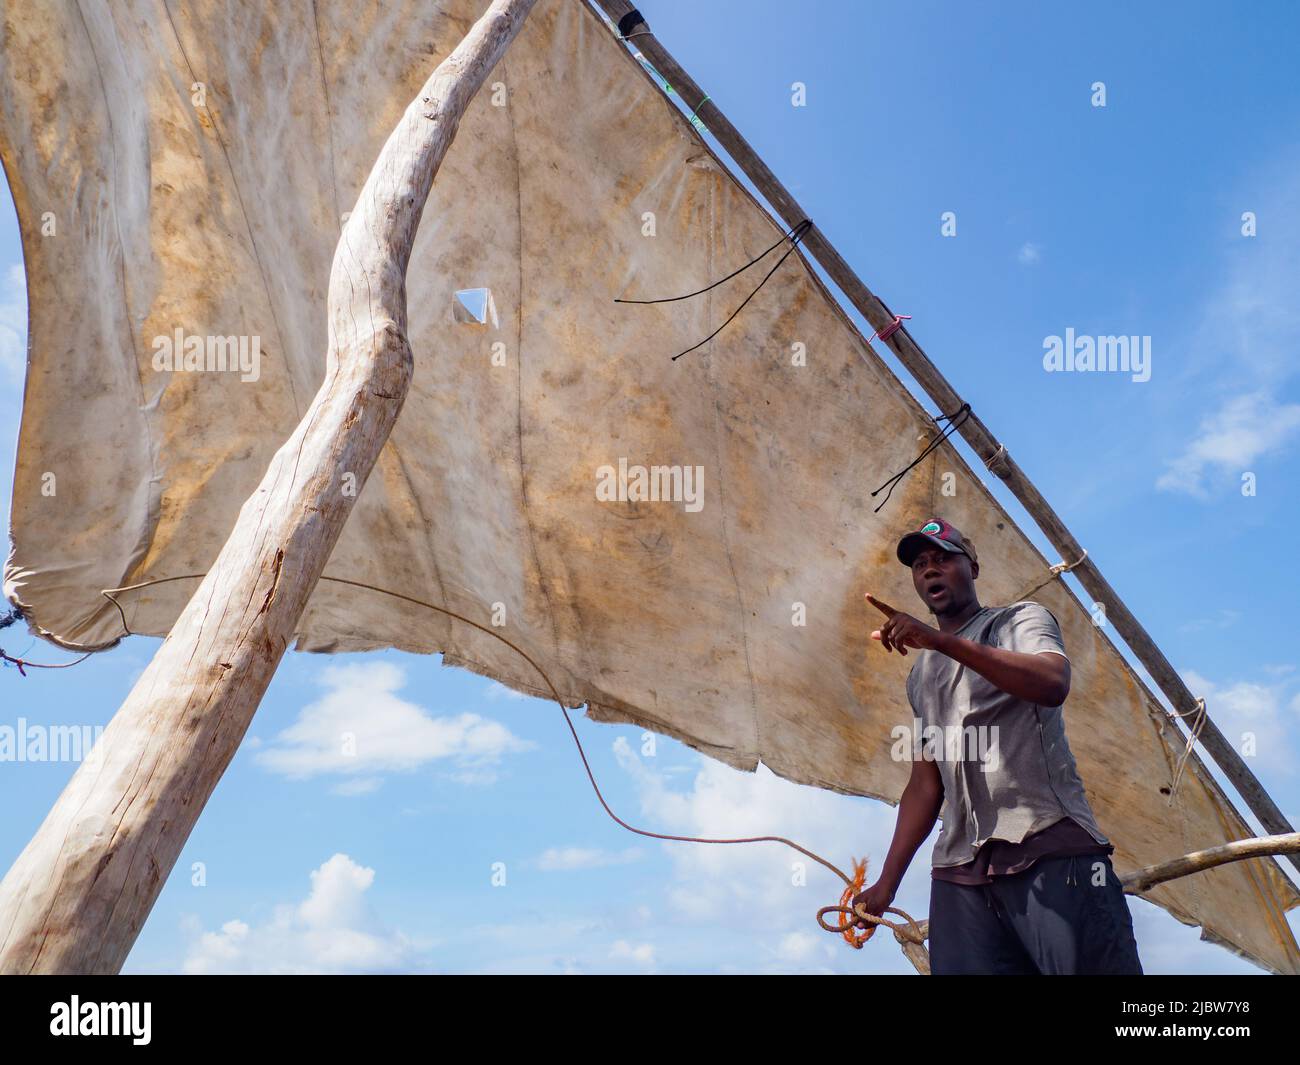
[
  {"x1": 590, "y1": 0, "x2": 1300, "y2": 874},
  {"x1": 0, "y1": 0, "x2": 539, "y2": 975}
]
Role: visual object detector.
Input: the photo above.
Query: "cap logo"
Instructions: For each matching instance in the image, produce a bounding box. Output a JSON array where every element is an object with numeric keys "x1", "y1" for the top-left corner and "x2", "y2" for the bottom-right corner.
[{"x1": 921, "y1": 520, "x2": 943, "y2": 535}]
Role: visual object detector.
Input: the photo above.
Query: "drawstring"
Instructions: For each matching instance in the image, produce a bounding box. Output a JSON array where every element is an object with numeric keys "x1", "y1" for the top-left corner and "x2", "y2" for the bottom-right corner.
[
  {"x1": 614, "y1": 218, "x2": 815, "y2": 362},
  {"x1": 869, "y1": 403, "x2": 972, "y2": 513}
]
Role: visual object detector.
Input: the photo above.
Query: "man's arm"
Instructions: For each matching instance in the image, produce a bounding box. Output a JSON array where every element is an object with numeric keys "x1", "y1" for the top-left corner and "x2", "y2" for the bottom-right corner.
[
  {"x1": 867, "y1": 595, "x2": 1070, "y2": 705},
  {"x1": 930, "y1": 634, "x2": 1070, "y2": 706},
  {"x1": 852, "y1": 754, "x2": 943, "y2": 923}
]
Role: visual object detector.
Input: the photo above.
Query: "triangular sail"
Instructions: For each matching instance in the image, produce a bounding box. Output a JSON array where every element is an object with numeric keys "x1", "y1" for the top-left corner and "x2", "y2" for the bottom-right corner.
[{"x1": 1, "y1": 0, "x2": 1295, "y2": 971}]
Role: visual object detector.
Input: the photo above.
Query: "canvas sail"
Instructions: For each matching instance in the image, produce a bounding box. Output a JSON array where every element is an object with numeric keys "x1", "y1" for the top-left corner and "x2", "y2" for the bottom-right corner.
[{"x1": 1, "y1": 0, "x2": 1296, "y2": 972}]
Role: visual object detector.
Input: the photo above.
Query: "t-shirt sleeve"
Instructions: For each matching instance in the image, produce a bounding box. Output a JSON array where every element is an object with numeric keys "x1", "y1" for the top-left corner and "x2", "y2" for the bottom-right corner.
[{"x1": 997, "y1": 601, "x2": 1069, "y2": 662}]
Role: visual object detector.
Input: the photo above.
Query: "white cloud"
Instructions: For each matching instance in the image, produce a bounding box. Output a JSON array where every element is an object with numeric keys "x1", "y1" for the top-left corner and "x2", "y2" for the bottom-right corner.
[
  {"x1": 485, "y1": 681, "x2": 529, "y2": 701},
  {"x1": 1164, "y1": 156, "x2": 1300, "y2": 498},
  {"x1": 0, "y1": 263, "x2": 26, "y2": 386},
  {"x1": 451, "y1": 913, "x2": 627, "y2": 975},
  {"x1": 609, "y1": 939, "x2": 656, "y2": 967},
  {"x1": 1018, "y1": 242, "x2": 1041, "y2": 265},
  {"x1": 181, "y1": 854, "x2": 426, "y2": 974},
  {"x1": 1156, "y1": 391, "x2": 1300, "y2": 498},
  {"x1": 1126, "y1": 896, "x2": 1264, "y2": 975},
  {"x1": 1180, "y1": 668, "x2": 1295, "y2": 776},
  {"x1": 254, "y1": 661, "x2": 532, "y2": 789},
  {"x1": 610, "y1": 737, "x2": 916, "y2": 973},
  {"x1": 1178, "y1": 608, "x2": 1241, "y2": 633},
  {"x1": 333, "y1": 776, "x2": 383, "y2": 796},
  {"x1": 771, "y1": 930, "x2": 833, "y2": 965},
  {"x1": 535, "y1": 846, "x2": 643, "y2": 871},
  {"x1": 1192, "y1": 164, "x2": 1300, "y2": 389}
]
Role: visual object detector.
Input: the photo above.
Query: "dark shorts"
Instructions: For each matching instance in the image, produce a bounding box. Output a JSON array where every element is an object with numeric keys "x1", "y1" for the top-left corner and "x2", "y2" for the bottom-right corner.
[{"x1": 928, "y1": 853, "x2": 1144, "y2": 975}]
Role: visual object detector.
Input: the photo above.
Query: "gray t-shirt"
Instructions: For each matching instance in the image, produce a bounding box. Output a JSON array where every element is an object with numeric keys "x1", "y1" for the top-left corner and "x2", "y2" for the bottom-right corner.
[{"x1": 906, "y1": 600, "x2": 1110, "y2": 869}]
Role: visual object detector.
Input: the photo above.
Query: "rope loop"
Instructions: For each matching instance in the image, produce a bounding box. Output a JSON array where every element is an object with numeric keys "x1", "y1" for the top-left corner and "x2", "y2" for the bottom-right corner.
[
  {"x1": 1168, "y1": 696, "x2": 1208, "y2": 802},
  {"x1": 1050, "y1": 547, "x2": 1088, "y2": 577},
  {"x1": 815, "y1": 902, "x2": 927, "y2": 949},
  {"x1": 871, "y1": 313, "x2": 912, "y2": 345},
  {"x1": 687, "y1": 94, "x2": 711, "y2": 128},
  {"x1": 984, "y1": 442, "x2": 1011, "y2": 476},
  {"x1": 1014, "y1": 547, "x2": 1088, "y2": 602},
  {"x1": 811, "y1": 856, "x2": 927, "y2": 949}
]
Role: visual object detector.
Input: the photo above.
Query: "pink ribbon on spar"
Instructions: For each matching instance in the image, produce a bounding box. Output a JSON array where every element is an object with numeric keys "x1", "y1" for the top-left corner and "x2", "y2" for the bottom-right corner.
[{"x1": 872, "y1": 314, "x2": 911, "y2": 344}]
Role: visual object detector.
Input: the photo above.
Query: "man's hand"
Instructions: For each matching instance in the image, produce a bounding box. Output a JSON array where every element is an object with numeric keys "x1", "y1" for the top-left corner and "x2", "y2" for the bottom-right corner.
[
  {"x1": 850, "y1": 879, "x2": 896, "y2": 930},
  {"x1": 866, "y1": 593, "x2": 943, "y2": 656}
]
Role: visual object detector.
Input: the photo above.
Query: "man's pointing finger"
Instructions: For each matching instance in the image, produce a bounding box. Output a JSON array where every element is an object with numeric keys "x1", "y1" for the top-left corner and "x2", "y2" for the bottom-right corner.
[{"x1": 865, "y1": 593, "x2": 899, "y2": 618}]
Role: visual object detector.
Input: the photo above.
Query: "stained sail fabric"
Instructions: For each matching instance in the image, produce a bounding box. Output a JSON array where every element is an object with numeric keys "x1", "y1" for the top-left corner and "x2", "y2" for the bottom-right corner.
[{"x1": 1, "y1": 0, "x2": 1296, "y2": 972}]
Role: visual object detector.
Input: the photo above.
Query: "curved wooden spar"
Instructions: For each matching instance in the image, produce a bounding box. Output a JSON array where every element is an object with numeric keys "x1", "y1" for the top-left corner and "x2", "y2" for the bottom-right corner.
[
  {"x1": 1122, "y1": 833, "x2": 1300, "y2": 895},
  {"x1": 0, "y1": 0, "x2": 539, "y2": 975}
]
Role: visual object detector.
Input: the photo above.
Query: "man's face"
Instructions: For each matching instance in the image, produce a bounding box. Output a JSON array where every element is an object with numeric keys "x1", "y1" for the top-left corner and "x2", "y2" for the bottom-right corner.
[{"x1": 909, "y1": 544, "x2": 978, "y2": 617}]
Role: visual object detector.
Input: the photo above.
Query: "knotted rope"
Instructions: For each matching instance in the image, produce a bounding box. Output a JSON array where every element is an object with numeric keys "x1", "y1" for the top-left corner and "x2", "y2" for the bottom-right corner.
[
  {"x1": 0, "y1": 606, "x2": 96, "y2": 675},
  {"x1": 869, "y1": 402, "x2": 972, "y2": 514},
  {"x1": 1167, "y1": 696, "x2": 1208, "y2": 802},
  {"x1": 615, "y1": 218, "x2": 815, "y2": 361},
  {"x1": 1014, "y1": 548, "x2": 1088, "y2": 602},
  {"x1": 870, "y1": 313, "x2": 912, "y2": 346},
  {"x1": 983, "y1": 442, "x2": 1012, "y2": 477},
  {"x1": 813, "y1": 856, "x2": 927, "y2": 950}
]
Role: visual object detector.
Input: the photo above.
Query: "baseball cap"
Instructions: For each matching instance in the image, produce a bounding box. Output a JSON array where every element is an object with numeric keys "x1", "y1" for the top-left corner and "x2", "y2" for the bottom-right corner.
[{"x1": 896, "y1": 517, "x2": 979, "y2": 567}]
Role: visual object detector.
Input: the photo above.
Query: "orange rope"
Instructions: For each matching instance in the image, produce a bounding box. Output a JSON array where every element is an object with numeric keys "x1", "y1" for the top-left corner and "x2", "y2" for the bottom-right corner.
[{"x1": 836, "y1": 858, "x2": 873, "y2": 948}]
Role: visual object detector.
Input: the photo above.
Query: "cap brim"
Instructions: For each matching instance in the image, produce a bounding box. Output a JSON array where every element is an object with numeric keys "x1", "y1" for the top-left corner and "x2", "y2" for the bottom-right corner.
[{"x1": 896, "y1": 532, "x2": 964, "y2": 566}]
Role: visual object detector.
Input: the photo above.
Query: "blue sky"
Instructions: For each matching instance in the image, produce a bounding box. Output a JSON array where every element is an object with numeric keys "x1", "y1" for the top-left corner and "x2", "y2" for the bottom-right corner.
[{"x1": 2, "y1": 0, "x2": 1299, "y2": 974}]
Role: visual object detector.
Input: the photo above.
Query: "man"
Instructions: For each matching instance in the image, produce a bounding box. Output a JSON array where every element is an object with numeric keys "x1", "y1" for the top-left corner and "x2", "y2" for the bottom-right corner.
[{"x1": 852, "y1": 516, "x2": 1143, "y2": 975}]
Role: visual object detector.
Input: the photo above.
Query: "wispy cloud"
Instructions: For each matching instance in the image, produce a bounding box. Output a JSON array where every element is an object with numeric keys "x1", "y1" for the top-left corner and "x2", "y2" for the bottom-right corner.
[
  {"x1": 254, "y1": 662, "x2": 532, "y2": 791},
  {"x1": 1192, "y1": 174, "x2": 1300, "y2": 388},
  {"x1": 1156, "y1": 391, "x2": 1300, "y2": 498},
  {"x1": 535, "y1": 846, "x2": 643, "y2": 871},
  {"x1": 1181, "y1": 667, "x2": 1296, "y2": 777},
  {"x1": 1161, "y1": 151, "x2": 1300, "y2": 497},
  {"x1": 609, "y1": 939, "x2": 656, "y2": 968},
  {"x1": 1178, "y1": 608, "x2": 1242, "y2": 633},
  {"x1": 1018, "y1": 242, "x2": 1042, "y2": 265},
  {"x1": 768, "y1": 930, "x2": 836, "y2": 970},
  {"x1": 0, "y1": 263, "x2": 26, "y2": 386}
]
